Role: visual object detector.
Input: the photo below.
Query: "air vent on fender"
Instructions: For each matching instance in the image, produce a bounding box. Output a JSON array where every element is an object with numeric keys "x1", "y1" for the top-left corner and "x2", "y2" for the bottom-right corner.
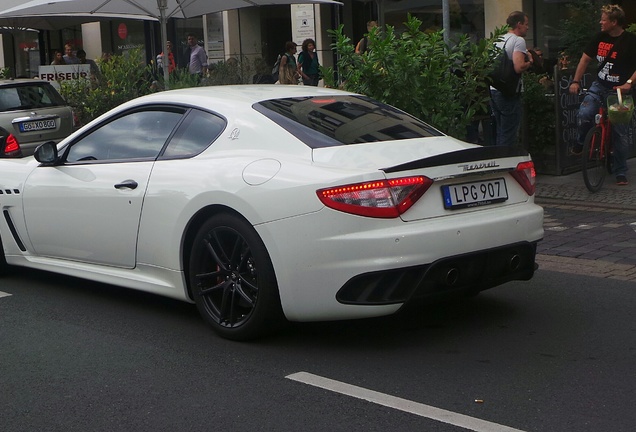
[
  {"x1": 0, "y1": 189, "x2": 21, "y2": 195},
  {"x1": 3, "y1": 209, "x2": 26, "y2": 251}
]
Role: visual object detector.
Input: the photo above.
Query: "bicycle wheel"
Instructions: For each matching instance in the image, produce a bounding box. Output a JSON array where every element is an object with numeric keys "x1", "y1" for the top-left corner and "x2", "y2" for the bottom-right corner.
[{"x1": 581, "y1": 126, "x2": 606, "y2": 192}]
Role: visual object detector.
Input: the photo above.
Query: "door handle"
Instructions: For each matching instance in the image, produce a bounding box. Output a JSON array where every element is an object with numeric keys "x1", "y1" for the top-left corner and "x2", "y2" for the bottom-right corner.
[{"x1": 114, "y1": 180, "x2": 138, "y2": 190}]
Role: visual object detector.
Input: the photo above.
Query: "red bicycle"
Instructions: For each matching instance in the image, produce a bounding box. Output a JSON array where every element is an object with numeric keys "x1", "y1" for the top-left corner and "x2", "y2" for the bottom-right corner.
[{"x1": 581, "y1": 100, "x2": 613, "y2": 192}]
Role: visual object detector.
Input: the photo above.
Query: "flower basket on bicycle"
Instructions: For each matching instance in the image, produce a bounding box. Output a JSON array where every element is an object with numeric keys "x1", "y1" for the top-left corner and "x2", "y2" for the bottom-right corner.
[{"x1": 607, "y1": 94, "x2": 634, "y2": 125}]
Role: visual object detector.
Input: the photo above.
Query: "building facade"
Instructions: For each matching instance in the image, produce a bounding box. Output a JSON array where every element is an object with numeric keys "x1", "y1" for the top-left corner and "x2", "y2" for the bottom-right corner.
[{"x1": 1, "y1": 0, "x2": 634, "y2": 80}]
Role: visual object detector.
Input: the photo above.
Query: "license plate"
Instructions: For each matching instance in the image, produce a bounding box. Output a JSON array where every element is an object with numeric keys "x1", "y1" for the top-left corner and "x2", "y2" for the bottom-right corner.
[
  {"x1": 442, "y1": 178, "x2": 508, "y2": 209},
  {"x1": 19, "y1": 119, "x2": 56, "y2": 132}
]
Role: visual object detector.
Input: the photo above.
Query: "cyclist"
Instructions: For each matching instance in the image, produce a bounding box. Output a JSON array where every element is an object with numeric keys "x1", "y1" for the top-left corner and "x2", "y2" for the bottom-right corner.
[{"x1": 569, "y1": 4, "x2": 636, "y2": 186}]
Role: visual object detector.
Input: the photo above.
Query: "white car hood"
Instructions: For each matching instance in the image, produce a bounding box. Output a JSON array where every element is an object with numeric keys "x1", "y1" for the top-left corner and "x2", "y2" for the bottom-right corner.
[{"x1": 311, "y1": 136, "x2": 475, "y2": 170}]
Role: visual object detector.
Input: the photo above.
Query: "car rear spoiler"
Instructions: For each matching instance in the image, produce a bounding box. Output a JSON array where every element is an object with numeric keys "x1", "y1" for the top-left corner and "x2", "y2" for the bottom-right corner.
[{"x1": 382, "y1": 146, "x2": 529, "y2": 173}]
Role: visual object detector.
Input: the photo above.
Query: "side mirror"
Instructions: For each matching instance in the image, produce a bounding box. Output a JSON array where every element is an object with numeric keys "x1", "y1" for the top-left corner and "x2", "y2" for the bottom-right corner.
[{"x1": 34, "y1": 141, "x2": 59, "y2": 165}]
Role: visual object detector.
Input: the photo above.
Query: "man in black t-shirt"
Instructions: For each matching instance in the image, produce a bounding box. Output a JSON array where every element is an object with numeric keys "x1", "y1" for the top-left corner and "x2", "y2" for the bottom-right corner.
[{"x1": 569, "y1": 4, "x2": 636, "y2": 185}]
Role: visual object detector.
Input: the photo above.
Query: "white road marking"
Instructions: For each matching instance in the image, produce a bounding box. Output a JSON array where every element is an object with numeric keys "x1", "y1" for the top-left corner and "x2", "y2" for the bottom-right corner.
[
  {"x1": 574, "y1": 224, "x2": 595, "y2": 230},
  {"x1": 545, "y1": 226, "x2": 569, "y2": 231},
  {"x1": 0, "y1": 291, "x2": 12, "y2": 299},
  {"x1": 286, "y1": 372, "x2": 527, "y2": 432}
]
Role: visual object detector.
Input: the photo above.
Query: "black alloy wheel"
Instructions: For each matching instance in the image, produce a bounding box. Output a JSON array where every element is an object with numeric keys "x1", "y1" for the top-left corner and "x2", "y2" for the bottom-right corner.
[{"x1": 189, "y1": 214, "x2": 284, "y2": 340}]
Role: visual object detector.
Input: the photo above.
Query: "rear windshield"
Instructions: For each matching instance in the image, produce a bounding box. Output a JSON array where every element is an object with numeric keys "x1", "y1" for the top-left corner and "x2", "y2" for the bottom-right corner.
[
  {"x1": 0, "y1": 83, "x2": 66, "y2": 111},
  {"x1": 253, "y1": 95, "x2": 442, "y2": 148}
]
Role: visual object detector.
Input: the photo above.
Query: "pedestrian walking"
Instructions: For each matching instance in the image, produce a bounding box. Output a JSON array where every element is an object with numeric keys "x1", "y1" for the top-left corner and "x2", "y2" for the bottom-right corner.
[
  {"x1": 489, "y1": 11, "x2": 534, "y2": 147},
  {"x1": 186, "y1": 33, "x2": 208, "y2": 79},
  {"x1": 355, "y1": 21, "x2": 378, "y2": 54},
  {"x1": 77, "y1": 49, "x2": 102, "y2": 82},
  {"x1": 50, "y1": 50, "x2": 66, "y2": 65},
  {"x1": 278, "y1": 41, "x2": 300, "y2": 85},
  {"x1": 156, "y1": 40, "x2": 176, "y2": 75},
  {"x1": 298, "y1": 39, "x2": 320, "y2": 86},
  {"x1": 63, "y1": 43, "x2": 80, "y2": 65}
]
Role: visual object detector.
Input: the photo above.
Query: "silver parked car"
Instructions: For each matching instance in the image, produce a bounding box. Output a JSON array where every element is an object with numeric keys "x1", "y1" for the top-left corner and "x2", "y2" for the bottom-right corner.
[{"x1": 0, "y1": 79, "x2": 77, "y2": 156}]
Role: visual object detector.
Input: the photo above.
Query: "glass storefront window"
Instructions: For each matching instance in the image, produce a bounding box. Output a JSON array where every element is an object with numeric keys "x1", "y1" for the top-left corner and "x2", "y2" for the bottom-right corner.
[
  {"x1": 532, "y1": 0, "x2": 572, "y2": 64},
  {"x1": 42, "y1": 25, "x2": 82, "y2": 71},
  {"x1": 383, "y1": 0, "x2": 485, "y2": 42},
  {"x1": 13, "y1": 31, "x2": 40, "y2": 78},
  {"x1": 109, "y1": 19, "x2": 147, "y2": 58}
]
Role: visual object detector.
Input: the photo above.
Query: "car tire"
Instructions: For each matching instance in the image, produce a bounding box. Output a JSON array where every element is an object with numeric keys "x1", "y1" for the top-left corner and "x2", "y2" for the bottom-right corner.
[
  {"x1": 0, "y1": 235, "x2": 9, "y2": 275},
  {"x1": 188, "y1": 214, "x2": 285, "y2": 340}
]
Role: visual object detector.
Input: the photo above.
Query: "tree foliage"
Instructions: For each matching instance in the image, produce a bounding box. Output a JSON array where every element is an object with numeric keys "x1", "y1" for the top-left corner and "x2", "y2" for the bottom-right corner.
[
  {"x1": 559, "y1": 0, "x2": 605, "y2": 64},
  {"x1": 60, "y1": 51, "x2": 272, "y2": 124},
  {"x1": 522, "y1": 72, "x2": 556, "y2": 154},
  {"x1": 60, "y1": 48, "x2": 153, "y2": 125},
  {"x1": 322, "y1": 15, "x2": 504, "y2": 139}
]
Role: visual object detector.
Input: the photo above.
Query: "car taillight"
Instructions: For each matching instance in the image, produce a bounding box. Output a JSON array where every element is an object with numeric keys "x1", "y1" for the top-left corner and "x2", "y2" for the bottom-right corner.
[
  {"x1": 3, "y1": 133, "x2": 22, "y2": 157},
  {"x1": 317, "y1": 176, "x2": 433, "y2": 218},
  {"x1": 510, "y1": 161, "x2": 535, "y2": 196}
]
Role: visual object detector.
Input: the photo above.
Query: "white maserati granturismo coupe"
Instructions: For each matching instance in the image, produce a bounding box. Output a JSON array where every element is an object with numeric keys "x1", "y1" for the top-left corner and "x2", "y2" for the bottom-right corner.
[{"x1": 0, "y1": 85, "x2": 543, "y2": 340}]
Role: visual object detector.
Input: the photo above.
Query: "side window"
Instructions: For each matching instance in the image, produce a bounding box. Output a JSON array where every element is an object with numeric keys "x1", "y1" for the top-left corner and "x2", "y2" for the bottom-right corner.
[
  {"x1": 161, "y1": 109, "x2": 225, "y2": 158},
  {"x1": 38, "y1": 87, "x2": 53, "y2": 105},
  {"x1": 0, "y1": 88, "x2": 21, "y2": 110},
  {"x1": 66, "y1": 109, "x2": 184, "y2": 162}
]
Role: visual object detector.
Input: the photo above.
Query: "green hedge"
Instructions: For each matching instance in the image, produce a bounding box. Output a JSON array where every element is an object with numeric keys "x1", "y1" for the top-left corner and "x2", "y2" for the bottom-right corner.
[{"x1": 322, "y1": 15, "x2": 505, "y2": 140}]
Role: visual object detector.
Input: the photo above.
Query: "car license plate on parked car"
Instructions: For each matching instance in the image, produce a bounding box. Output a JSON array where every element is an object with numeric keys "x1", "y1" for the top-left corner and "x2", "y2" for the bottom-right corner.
[
  {"x1": 442, "y1": 178, "x2": 508, "y2": 209},
  {"x1": 19, "y1": 119, "x2": 56, "y2": 132}
]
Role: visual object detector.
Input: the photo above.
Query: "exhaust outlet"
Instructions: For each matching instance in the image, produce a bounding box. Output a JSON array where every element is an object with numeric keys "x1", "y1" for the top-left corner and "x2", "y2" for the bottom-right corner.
[
  {"x1": 509, "y1": 254, "x2": 521, "y2": 271},
  {"x1": 445, "y1": 268, "x2": 460, "y2": 286}
]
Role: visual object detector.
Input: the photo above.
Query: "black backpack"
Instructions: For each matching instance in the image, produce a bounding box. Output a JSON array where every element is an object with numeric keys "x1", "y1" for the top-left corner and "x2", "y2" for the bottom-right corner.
[
  {"x1": 488, "y1": 37, "x2": 521, "y2": 97},
  {"x1": 358, "y1": 37, "x2": 369, "y2": 54},
  {"x1": 271, "y1": 54, "x2": 282, "y2": 82}
]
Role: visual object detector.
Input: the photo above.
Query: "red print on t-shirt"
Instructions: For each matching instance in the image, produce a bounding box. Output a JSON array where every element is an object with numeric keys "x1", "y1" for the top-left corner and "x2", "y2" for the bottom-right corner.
[{"x1": 598, "y1": 42, "x2": 613, "y2": 57}]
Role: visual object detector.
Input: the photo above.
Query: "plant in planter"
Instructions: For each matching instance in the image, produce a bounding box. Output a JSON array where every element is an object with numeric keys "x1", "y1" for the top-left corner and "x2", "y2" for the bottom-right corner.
[
  {"x1": 523, "y1": 72, "x2": 557, "y2": 153},
  {"x1": 522, "y1": 72, "x2": 557, "y2": 171},
  {"x1": 322, "y1": 14, "x2": 502, "y2": 140},
  {"x1": 60, "y1": 48, "x2": 153, "y2": 125},
  {"x1": 560, "y1": 0, "x2": 605, "y2": 66}
]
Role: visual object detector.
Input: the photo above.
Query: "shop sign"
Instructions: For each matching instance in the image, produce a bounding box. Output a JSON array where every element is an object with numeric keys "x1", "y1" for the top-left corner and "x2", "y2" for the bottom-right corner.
[
  {"x1": 551, "y1": 67, "x2": 593, "y2": 174},
  {"x1": 36, "y1": 65, "x2": 91, "y2": 90},
  {"x1": 118, "y1": 23, "x2": 128, "y2": 40},
  {"x1": 291, "y1": 5, "x2": 316, "y2": 43}
]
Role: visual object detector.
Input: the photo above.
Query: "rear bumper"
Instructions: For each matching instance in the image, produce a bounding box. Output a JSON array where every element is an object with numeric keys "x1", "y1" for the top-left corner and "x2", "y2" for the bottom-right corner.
[
  {"x1": 257, "y1": 201, "x2": 544, "y2": 322},
  {"x1": 336, "y1": 241, "x2": 537, "y2": 305}
]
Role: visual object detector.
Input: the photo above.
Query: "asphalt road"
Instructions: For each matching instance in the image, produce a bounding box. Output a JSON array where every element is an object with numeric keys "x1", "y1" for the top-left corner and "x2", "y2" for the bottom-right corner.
[{"x1": 1, "y1": 267, "x2": 635, "y2": 432}]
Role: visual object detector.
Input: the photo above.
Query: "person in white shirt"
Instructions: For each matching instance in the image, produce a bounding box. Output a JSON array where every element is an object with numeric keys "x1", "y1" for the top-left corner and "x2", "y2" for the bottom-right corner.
[
  {"x1": 63, "y1": 43, "x2": 80, "y2": 65},
  {"x1": 187, "y1": 34, "x2": 208, "y2": 78},
  {"x1": 490, "y1": 11, "x2": 533, "y2": 147}
]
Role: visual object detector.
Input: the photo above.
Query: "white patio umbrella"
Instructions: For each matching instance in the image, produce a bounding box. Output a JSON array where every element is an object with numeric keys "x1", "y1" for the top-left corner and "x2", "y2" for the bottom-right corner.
[
  {"x1": 0, "y1": 13, "x2": 156, "y2": 32},
  {"x1": 0, "y1": 0, "x2": 342, "y2": 87}
]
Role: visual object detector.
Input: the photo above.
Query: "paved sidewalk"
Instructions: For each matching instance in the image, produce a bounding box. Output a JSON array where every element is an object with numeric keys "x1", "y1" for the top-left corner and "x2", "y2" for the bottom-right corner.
[
  {"x1": 534, "y1": 158, "x2": 636, "y2": 281},
  {"x1": 535, "y1": 158, "x2": 636, "y2": 210}
]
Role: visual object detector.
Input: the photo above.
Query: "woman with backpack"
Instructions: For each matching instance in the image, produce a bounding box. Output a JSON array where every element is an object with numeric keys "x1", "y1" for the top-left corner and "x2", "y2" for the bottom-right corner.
[
  {"x1": 298, "y1": 39, "x2": 320, "y2": 86},
  {"x1": 278, "y1": 41, "x2": 300, "y2": 85}
]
